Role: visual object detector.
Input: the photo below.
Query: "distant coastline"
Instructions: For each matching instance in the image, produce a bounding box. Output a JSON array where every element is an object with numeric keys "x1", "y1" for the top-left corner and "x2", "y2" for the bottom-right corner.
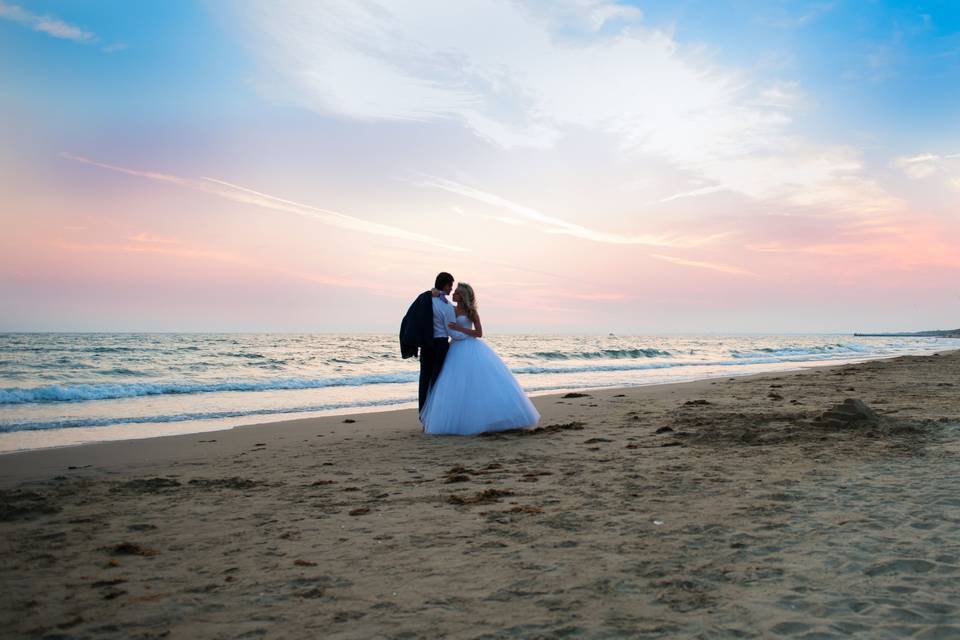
[{"x1": 854, "y1": 329, "x2": 960, "y2": 338}]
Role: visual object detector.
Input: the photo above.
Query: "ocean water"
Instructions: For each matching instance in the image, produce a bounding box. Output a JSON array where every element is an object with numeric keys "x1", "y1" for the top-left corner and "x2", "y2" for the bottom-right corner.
[{"x1": 0, "y1": 332, "x2": 955, "y2": 452}]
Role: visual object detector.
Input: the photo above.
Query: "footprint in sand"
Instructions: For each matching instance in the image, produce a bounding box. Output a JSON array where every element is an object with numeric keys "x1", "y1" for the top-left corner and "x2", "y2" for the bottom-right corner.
[{"x1": 864, "y1": 559, "x2": 936, "y2": 576}]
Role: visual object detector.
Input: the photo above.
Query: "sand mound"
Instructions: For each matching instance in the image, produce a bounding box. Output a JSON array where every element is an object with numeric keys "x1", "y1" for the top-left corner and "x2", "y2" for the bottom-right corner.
[{"x1": 814, "y1": 398, "x2": 880, "y2": 429}]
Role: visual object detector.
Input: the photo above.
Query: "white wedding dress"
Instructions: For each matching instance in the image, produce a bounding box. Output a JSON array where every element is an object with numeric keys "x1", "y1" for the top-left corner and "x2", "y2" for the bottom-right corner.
[{"x1": 421, "y1": 314, "x2": 540, "y2": 435}]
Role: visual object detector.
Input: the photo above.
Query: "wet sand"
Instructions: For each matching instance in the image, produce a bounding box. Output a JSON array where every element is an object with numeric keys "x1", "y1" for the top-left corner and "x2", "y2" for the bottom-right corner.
[{"x1": 2, "y1": 351, "x2": 959, "y2": 639}]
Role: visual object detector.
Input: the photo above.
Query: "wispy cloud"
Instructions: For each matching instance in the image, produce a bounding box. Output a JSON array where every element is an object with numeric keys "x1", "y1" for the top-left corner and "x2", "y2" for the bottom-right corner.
[
  {"x1": 746, "y1": 214, "x2": 960, "y2": 271},
  {"x1": 758, "y1": 3, "x2": 835, "y2": 28},
  {"x1": 753, "y1": 81, "x2": 807, "y2": 109},
  {"x1": 235, "y1": 1, "x2": 903, "y2": 222},
  {"x1": 893, "y1": 152, "x2": 960, "y2": 179},
  {"x1": 415, "y1": 175, "x2": 722, "y2": 248},
  {"x1": 238, "y1": 1, "x2": 767, "y2": 155},
  {"x1": 650, "y1": 254, "x2": 756, "y2": 276},
  {"x1": 129, "y1": 232, "x2": 179, "y2": 245},
  {"x1": 0, "y1": 1, "x2": 95, "y2": 43},
  {"x1": 894, "y1": 153, "x2": 939, "y2": 178},
  {"x1": 61, "y1": 153, "x2": 466, "y2": 252},
  {"x1": 50, "y1": 238, "x2": 407, "y2": 294},
  {"x1": 53, "y1": 238, "x2": 247, "y2": 267},
  {"x1": 554, "y1": 290, "x2": 629, "y2": 301},
  {"x1": 452, "y1": 205, "x2": 527, "y2": 227},
  {"x1": 659, "y1": 185, "x2": 730, "y2": 204}
]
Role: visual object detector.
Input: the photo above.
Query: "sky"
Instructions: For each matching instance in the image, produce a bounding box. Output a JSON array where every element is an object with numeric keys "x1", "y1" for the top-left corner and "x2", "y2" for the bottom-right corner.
[{"x1": 1, "y1": 0, "x2": 959, "y2": 334}]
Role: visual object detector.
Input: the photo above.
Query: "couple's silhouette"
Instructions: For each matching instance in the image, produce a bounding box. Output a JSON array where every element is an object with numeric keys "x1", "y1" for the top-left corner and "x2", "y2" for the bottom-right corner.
[{"x1": 400, "y1": 272, "x2": 540, "y2": 435}]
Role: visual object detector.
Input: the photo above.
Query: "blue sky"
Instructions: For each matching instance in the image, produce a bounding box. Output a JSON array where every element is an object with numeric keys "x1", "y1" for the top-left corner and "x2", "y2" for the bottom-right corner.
[
  {"x1": 4, "y1": 1, "x2": 957, "y2": 171},
  {"x1": 640, "y1": 2, "x2": 960, "y2": 148},
  {"x1": 2, "y1": 1, "x2": 958, "y2": 332},
  {"x1": 4, "y1": 1, "x2": 957, "y2": 151}
]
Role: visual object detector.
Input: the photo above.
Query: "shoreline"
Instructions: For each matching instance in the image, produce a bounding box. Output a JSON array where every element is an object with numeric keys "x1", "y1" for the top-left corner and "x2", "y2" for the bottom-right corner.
[
  {"x1": 0, "y1": 372, "x2": 748, "y2": 486},
  {"x1": 1, "y1": 349, "x2": 949, "y2": 459},
  {"x1": 1, "y1": 349, "x2": 957, "y2": 487},
  {"x1": 2, "y1": 350, "x2": 959, "y2": 637}
]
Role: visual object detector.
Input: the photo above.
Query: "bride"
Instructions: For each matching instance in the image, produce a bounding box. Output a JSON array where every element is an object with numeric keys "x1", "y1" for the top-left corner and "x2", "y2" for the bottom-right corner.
[{"x1": 420, "y1": 283, "x2": 540, "y2": 435}]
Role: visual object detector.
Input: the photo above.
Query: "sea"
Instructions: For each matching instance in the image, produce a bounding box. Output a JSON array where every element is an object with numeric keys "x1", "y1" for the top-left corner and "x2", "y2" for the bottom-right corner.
[{"x1": 0, "y1": 332, "x2": 955, "y2": 453}]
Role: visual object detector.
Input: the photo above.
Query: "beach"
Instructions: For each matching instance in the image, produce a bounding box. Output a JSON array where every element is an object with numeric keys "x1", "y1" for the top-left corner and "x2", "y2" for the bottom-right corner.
[{"x1": 2, "y1": 350, "x2": 959, "y2": 638}]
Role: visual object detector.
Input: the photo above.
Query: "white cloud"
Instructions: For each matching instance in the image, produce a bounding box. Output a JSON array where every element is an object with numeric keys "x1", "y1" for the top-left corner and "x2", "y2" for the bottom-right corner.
[
  {"x1": 758, "y1": 3, "x2": 836, "y2": 29},
  {"x1": 235, "y1": 1, "x2": 898, "y2": 220},
  {"x1": 754, "y1": 81, "x2": 807, "y2": 109},
  {"x1": 650, "y1": 254, "x2": 755, "y2": 276},
  {"x1": 701, "y1": 142, "x2": 900, "y2": 214},
  {"x1": 415, "y1": 175, "x2": 721, "y2": 247},
  {"x1": 452, "y1": 205, "x2": 527, "y2": 227},
  {"x1": 0, "y1": 1, "x2": 96, "y2": 43},
  {"x1": 237, "y1": 1, "x2": 769, "y2": 157},
  {"x1": 583, "y1": 2, "x2": 642, "y2": 31},
  {"x1": 893, "y1": 152, "x2": 960, "y2": 180},
  {"x1": 894, "y1": 153, "x2": 940, "y2": 178},
  {"x1": 659, "y1": 185, "x2": 730, "y2": 204},
  {"x1": 61, "y1": 153, "x2": 467, "y2": 252}
]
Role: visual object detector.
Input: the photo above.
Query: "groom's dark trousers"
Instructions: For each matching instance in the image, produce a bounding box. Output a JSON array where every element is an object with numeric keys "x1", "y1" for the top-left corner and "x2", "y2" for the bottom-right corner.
[
  {"x1": 400, "y1": 290, "x2": 450, "y2": 412},
  {"x1": 418, "y1": 338, "x2": 449, "y2": 412}
]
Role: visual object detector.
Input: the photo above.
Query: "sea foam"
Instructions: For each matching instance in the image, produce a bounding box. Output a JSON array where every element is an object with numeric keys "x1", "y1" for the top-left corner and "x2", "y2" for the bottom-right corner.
[{"x1": 0, "y1": 372, "x2": 418, "y2": 405}]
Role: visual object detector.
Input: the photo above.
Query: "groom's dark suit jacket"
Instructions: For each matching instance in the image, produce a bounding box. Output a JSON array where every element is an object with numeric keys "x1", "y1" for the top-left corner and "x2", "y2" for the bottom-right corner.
[{"x1": 399, "y1": 291, "x2": 435, "y2": 359}]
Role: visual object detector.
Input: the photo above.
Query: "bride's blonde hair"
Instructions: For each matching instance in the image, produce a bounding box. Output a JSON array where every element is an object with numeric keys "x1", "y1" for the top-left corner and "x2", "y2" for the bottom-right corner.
[{"x1": 456, "y1": 283, "x2": 478, "y2": 322}]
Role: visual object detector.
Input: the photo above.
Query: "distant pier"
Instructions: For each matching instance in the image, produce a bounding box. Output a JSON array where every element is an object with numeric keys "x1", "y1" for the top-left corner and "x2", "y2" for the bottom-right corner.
[{"x1": 854, "y1": 329, "x2": 960, "y2": 338}]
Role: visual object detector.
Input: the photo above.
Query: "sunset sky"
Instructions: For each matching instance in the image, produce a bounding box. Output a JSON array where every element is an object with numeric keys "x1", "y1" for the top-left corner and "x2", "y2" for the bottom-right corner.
[{"x1": 2, "y1": 1, "x2": 958, "y2": 333}]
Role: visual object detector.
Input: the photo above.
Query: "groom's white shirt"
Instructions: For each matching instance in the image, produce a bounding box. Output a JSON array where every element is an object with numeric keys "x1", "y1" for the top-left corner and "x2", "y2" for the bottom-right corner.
[{"x1": 432, "y1": 294, "x2": 456, "y2": 339}]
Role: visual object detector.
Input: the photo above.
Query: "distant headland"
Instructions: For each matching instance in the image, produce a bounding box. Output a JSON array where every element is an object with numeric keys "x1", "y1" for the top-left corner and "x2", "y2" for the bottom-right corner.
[{"x1": 854, "y1": 329, "x2": 960, "y2": 338}]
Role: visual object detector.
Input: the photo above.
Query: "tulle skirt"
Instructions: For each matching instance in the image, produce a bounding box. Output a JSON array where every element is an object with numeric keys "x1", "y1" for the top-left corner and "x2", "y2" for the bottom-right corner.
[{"x1": 421, "y1": 338, "x2": 540, "y2": 435}]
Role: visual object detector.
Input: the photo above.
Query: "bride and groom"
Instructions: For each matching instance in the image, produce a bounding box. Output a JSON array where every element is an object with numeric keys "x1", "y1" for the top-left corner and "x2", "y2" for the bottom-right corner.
[{"x1": 399, "y1": 272, "x2": 540, "y2": 435}]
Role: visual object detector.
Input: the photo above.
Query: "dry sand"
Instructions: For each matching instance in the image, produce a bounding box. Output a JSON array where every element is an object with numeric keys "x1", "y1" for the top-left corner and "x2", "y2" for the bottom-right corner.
[{"x1": 2, "y1": 351, "x2": 959, "y2": 639}]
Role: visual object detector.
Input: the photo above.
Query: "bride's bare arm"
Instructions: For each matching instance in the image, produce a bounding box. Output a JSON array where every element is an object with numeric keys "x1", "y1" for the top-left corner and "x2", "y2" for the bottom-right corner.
[{"x1": 448, "y1": 315, "x2": 483, "y2": 338}]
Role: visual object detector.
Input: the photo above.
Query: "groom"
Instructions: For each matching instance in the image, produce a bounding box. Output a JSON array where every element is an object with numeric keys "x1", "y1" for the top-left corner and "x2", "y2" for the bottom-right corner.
[{"x1": 400, "y1": 272, "x2": 456, "y2": 414}]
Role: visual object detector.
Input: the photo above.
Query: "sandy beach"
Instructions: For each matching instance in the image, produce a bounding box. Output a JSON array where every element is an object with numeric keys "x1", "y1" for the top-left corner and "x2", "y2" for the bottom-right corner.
[{"x1": 2, "y1": 351, "x2": 959, "y2": 639}]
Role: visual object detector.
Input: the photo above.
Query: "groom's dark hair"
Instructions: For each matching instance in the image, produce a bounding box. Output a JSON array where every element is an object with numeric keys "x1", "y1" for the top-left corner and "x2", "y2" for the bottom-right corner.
[{"x1": 435, "y1": 272, "x2": 454, "y2": 289}]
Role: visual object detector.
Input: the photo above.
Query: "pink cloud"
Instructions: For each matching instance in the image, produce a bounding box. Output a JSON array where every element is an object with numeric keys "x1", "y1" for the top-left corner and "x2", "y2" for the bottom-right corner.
[
  {"x1": 61, "y1": 153, "x2": 466, "y2": 252},
  {"x1": 47, "y1": 238, "x2": 406, "y2": 295}
]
